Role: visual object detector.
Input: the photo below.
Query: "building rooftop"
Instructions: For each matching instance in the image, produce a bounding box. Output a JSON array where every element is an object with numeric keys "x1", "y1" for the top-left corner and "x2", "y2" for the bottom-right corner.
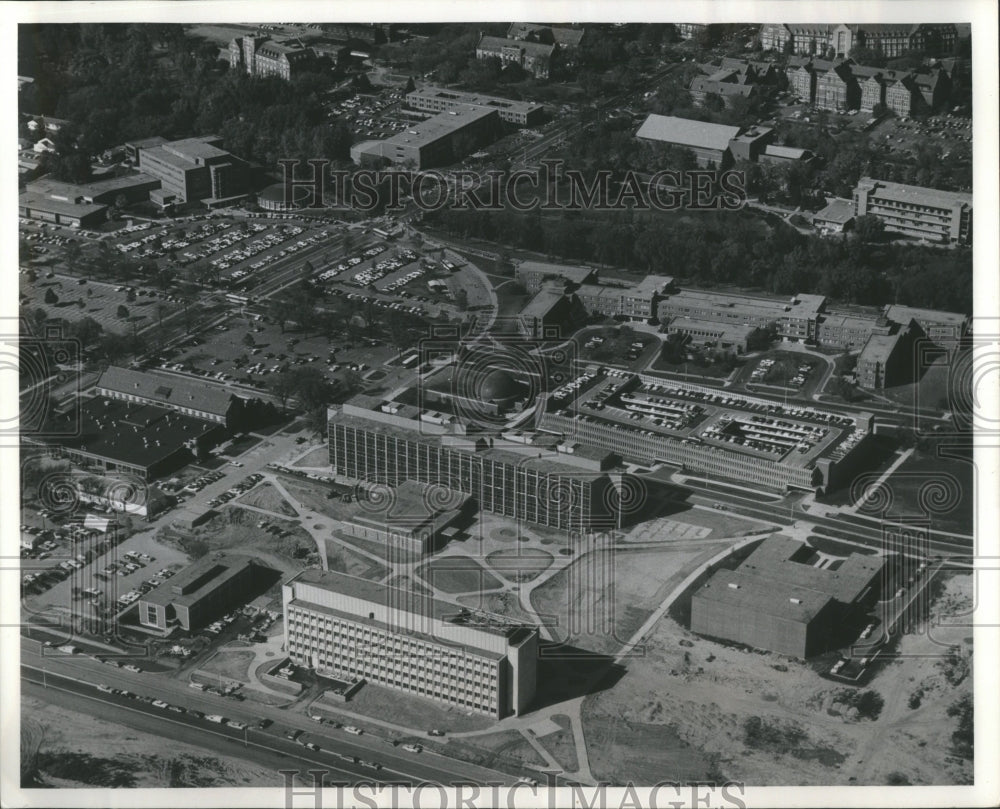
[
  {"x1": 19, "y1": 192, "x2": 105, "y2": 219},
  {"x1": 813, "y1": 198, "x2": 855, "y2": 225},
  {"x1": 520, "y1": 289, "x2": 567, "y2": 319},
  {"x1": 477, "y1": 34, "x2": 555, "y2": 59},
  {"x1": 696, "y1": 567, "x2": 834, "y2": 623},
  {"x1": 55, "y1": 397, "x2": 220, "y2": 469},
  {"x1": 141, "y1": 554, "x2": 257, "y2": 608},
  {"x1": 97, "y1": 366, "x2": 236, "y2": 418},
  {"x1": 856, "y1": 176, "x2": 971, "y2": 210},
  {"x1": 407, "y1": 85, "x2": 543, "y2": 116},
  {"x1": 660, "y1": 288, "x2": 826, "y2": 319},
  {"x1": 762, "y1": 144, "x2": 811, "y2": 161},
  {"x1": 516, "y1": 260, "x2": 597, "y2": 285},
  {"x1": 858, "y1": 332, "x2": 903, "y2": 365},
  {"x1": 636, "y1": 114, "x2": 741, "y2": 152},
  {"x1": 884, "y1": 305, "x2": 968, "y2": 327},
  {"x1": 378, "y1": 104, "x2": 497, "y2": 150}
]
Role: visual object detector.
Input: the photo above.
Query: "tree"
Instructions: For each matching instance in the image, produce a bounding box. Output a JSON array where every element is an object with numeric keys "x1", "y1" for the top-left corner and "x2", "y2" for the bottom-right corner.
[
  {"x1": 117, "y1": 304, "x2": 129, "y2": 319},
  {"x1": 855, "y1": 214, "x2": 886, "y2": 243},
  {"x1": 243, "y1": 332, "x2": 255, "y2": 348},
  {"x1": 44, "y1": 288, "x2": 59, "y2": 305}
]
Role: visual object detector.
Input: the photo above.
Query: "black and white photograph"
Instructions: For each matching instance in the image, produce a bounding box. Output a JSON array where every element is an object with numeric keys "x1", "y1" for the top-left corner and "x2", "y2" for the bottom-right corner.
[{"x1": 3, "y1": 2, "x2": 998, "y2": 808}]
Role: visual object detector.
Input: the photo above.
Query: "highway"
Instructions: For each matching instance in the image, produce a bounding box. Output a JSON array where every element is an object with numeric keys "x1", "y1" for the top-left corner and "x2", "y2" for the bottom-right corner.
[{"x1": 21, "y1": 640, "x2": 518, "y2": 787}]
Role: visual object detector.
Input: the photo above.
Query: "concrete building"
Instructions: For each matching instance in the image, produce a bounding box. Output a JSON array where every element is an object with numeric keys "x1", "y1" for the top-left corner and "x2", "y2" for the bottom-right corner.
[
  {"x1": 856, "y1": 320, "x2": 922, "y2": 389},
  {"x1": 351, "y1": 105, "x2": 501, "y2": 170},
  {"x1": 662, "y1": 318, "x2": 755, "y2": 353},
  {"x1": 96, "y1": 366, "x2": 249, "y2": 430},
  {"x1": 405, "y1": 85, "x2": 544, "y2": 126},
  {"x1": 691, "y1": 536, "x2": 885, "y2": 657},
  {"x1": 229, "y1": 34, "x2": 315, "y2": 80},
  {"x1": 758, "y1": 144, "x2": 816, "y2": 167},
  {"x1": 635, "y1": 115, "x2": 741, "y2": 169},
  {"x1": 327, "y1": 397, "x2": 617, "y2": 533},
  {"x1": 812, "y1": 198, "x2": 856, "y2": 233},
  {"x1": 52, "y1": 397, "x2": 225, "y2": 481},
  {"x1": 883, "y1": 305, "x2": 969, "y2": 344},
  {"x1": 816, "y1": 312, "x2": 890, "y2": 351},
  {"x1": 515, "y1": 260, "x2": 597, "y2": 294},
  {"x1": 283, "y1": 569, "x2": 539, "y2": 717},
  {"x1": 656, "y1": 289, "x2": 827, "y2": 343},
  {"x1": 518, "y1": 289, "x2": 588, "y2": 339},
  {"x1": 138, "y1": 554, "x2": 264, "y2": 632},
  {"x1": 138, "y1": 136, "x2": 249, "y2": 208},
  {"x1": 19, "y1": 172, "x2": 161, "y2": 228},
  {"x1": 475, "y1": 34, "x2": 555, "y2": 79},
  {"x1": 853, "y1": 177, "x2": 972, "y2": 245}
]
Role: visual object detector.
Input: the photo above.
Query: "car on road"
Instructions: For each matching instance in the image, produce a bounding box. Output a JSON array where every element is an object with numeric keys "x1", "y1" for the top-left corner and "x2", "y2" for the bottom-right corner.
[
  {"x1": 257, "y1": 718, "x2": 273, "y2": 729},
  {"x1": 96, "y1": 684, "x2": 114, "y2": 693},
  {"x1": 402, "y1": 743, "x2": 422, "y2": 753},
  {"x1": 152, "y1": 700, "x2": 169, "y2": 709},
  {"x1": 427, "y1": 729, "x2": 445, "y2": 737},
  {"x1": 285, "y1": 729, "x2": 303, "y2": 741},
  {"x1": 343, "y1": 725, "x2": 363, "y2": 735},
  {"x1": 305, "y1": 742, "x2": 320, "y2": 751},
  {"x1": 123, "y1": 664, "x2": 142, "y2": 673}
]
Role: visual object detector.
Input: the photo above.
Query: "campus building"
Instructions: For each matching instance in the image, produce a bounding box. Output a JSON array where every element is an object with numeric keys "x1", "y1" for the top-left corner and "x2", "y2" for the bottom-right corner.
[
  {"x1": 96, "y1": 366, "x2": 259, "y2": 431},
  {"x1": 283, "y1": 569, "x2": 539, "y2": 717},
  {"x1": 656, "y1": 289, "x2": 827, "y2": 343},
  {"x1": 137, "y1": 136, "x2": 249, "y2": 208},
  {"x1": 517, "y1": 289, "x2": 588, "y2": 340},
  {"x1": 506, "y1": 23, "x2": 586, "y2": 52},
  {"x1": 351, "y1": 105, "x2": 501, "y2": 170},
  {"x1": 327, "y1": 396, "x2": 618, "y2": 533},
  {"x1": 475, "y1": 34, "x2": 555, "y2": 79},
  {"x1": 229, "y1": 34, "x2": 316, "y2": 80},
  {"x1": 853, "y1": 177, "x2": 972, "y2": 245},
  {"x1": 138, "y1": 554, "x2": 264, "y2": 633},
  {"x1": 515, "y1": 260, "x2": 598, "y2": 294},
  {"x1": 855, "y1": 320, "x2": 923, "y2": 389},
  {"x1": 52, "y1": 397, "x2": 225, "y2": 481},
  {"x1": 405, "y1": 85, "x2": 544, "y2": 126},
  {"x1": 539, "y1": 369, "x2": 874, "y2": 493},
  {"x1": 760, "y1": 23, "x2": 958, "y2": 59},
  {"x1": 691, "y1": 536, "x2": 885, "y2": 657},
  {"x1": 636, "y1": 115, "x2": 742, "y2": 169},
  {"x1": 883, "y1": 305, "x2": 969, "y2": 344},
  {"x1": 19, "y1": 172, "x2": 161, "y2": 228},
  {"x1": 816, "y1": 312, "x2": 892, "y2": 351}
]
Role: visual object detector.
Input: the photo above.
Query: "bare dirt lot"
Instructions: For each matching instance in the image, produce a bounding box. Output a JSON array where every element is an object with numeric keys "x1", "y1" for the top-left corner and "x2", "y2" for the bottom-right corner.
[{"x1": 581, "y1": 570, "x2": 974, "y2": 786}]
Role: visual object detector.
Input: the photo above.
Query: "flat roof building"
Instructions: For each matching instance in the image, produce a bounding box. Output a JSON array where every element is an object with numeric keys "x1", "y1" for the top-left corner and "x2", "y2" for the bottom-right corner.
[
  {"x1": 691, "y1": 536, "x2": 885, "y2": 657},
  {"x1": 476, "y1": 34, "x2": 555, "y2": 79},
  {"x1": 636, "y1": 114, "x2": 741, "y2": 168},
  {"x1": 138, "y1": 136, "x2": 249, "y2": 208},
  {"x1": 405, "y1": 85, "x2": 544, "y2": 126},
  {"x1": 283, "y1": 569, "x2": 539, "y2": 717},
  {"x1": 515, "y1": 260, "x2": 598, "y2": 294},
  {"x1": 657, "y1": 289, "x2": 826, "y2": 343},
  {"x1": 812, "y1": 198, "x2": 856, "y2": 233},
  {"x1": 853, "y1": 176, "x2": 972, "y2": 245},
  {"x1": 139, "y1": 554, "x2": 264, "y2": 632},
  {"x1": 883, "y1": 305, "x2": 969, "y2": 343},
  {"x1": 351, "y1": 105, "x2": 501, "y2": 170}
]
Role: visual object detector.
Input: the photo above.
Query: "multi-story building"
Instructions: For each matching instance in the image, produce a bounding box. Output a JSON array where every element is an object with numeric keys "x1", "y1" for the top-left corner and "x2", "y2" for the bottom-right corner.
[
  {"x1": 138, "y1": 136, "x2": 249, "y2": 208},
  {"x1": 351, "y1": 105, "x2": 501, "y2": 170},
  {"x1": 691, "y1": 536, "x2": 885, "y2": 657},
  {"x1": 138, "y1": 554, "x2": 264, "y2": 633},
  {"x1": 885, "y1": 75, "x2": 918, "y2": 115},
  {"x1": 815, "y1": 62, "x2": 859, "y2": 110},
  {"x1": 405, "y1": 85, "x2": 544, "y2": 126},
  {"x1": 662, "y1": 318, "x2": 755, "y2": 353},
  {"x1": 475, "y1": 34, "x2": 555, "y2": 79},
  {"x1": 674, "y1": 24, "x2": 708, "y2": 41},
  {"x1": 816, "y1": 312, "x2": 891, "y2": 350},
  {"x1": 855, "y1": 320, "x2": 922, "y2": 389},
  {"x1": 229, "y1": 34, "x2": 315, "y2": 80},
  {"x1": 327, "y1": 399, "x2": 617, "y2": 533},
  {"x1": 656, "y1": 289, "x2": 827, "y2": 343},
  {"x1": 883, "y1": 305, "x2": 969, "y2": 344},
  {"x1": 97, "y1": 366, "x2": 239, "y2": 427},
  {"x1": 515, "y1": 260, "x2": 598, "y2": 294},
  {"x1": 574, "y1": 275, "x2": 676, "y2": 322},
  {"x1": 283, "y1": 569, "x2": 539, "y2": 718},
  {"x1": 853, "y1": 176, "x2": 972, "y2": 245},
  {"x1": 764, "y1": 23, "x2": 958, "y2": 59},
  {"x1": 507, "y1": 23, "x2": 586, "y2": 52}
]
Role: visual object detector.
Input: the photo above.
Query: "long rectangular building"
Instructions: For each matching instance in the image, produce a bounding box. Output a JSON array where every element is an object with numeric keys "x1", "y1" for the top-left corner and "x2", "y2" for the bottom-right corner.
[
  {"x1": 657, "y1": 289, "x2": 827, "y2": 342},
  {"x1": 283, "y1": 569, "x2": 538, "y2": 717},
  {"x1": 405, "y1": 85, "x2": 544, "y2": 126},
  {"x1": 328, "y1": 399, "x2": 614, "y2": 532},
  {"x1": 853, "y1": 176, "x2": 972, "y2": 245}
]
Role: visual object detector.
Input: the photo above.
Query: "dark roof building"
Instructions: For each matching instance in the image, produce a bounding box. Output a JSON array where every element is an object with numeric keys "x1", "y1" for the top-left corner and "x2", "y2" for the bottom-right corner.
[
  {"x1": 475, "y1": 34, "x2": 555, "y2": 79},
  {"x1": 96, "y1": 366, "x2": 239, "y2": 427},
  {"x1": 229, "y1": 34, "x2": 316, "y2": 80}
]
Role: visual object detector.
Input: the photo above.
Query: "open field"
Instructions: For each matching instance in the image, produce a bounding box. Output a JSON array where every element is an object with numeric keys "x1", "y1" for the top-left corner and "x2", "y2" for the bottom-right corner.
[
  {"x1": 439, "y1": 731, "x2": 549, "y2": 773},
  {"x1": 417, "y1": 555, "x2": 504, "y2": 594},
  {"x1": 291, "y1": 446, "x2": 330, "y2": 468},
  {"x1": 582, "y1": 570, "x2": 974, "y2": 786},
  {"x1": 535, "y1": 714, "x2": 578, "y2": 772}
]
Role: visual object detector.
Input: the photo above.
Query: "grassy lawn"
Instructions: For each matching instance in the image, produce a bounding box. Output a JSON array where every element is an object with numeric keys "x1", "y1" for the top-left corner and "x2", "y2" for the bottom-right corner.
[
  {"x1": 485, "y1": 548, "x2": 553, "y2": 582},
  {"x1": 439, "y1": 732, "x2": 549, "y2": 772},
  {"x1": 235, "y1": 483, "x2": 297, "y2": 517},
  {"x1": 537, "y1": 714, "x2": 578, "y2": 772},
  {"x1": 200, "y1": 650, "x2": 255, "y2": 682},
  {"x1": 334, "y1": 680, "x2": 497, "y2": 735},
  {"x1": 291, "y1": 447, "x2": 331, "y2": 468},
  {"x1": 883, "y1": 449, "x2": 974, "y2": 535},
  {"x1": 325, "y1": 540, "x2": 388, "y2": 580},
  {"x1": 417, "y1": 556, "x2": 504, "y2": 594}
]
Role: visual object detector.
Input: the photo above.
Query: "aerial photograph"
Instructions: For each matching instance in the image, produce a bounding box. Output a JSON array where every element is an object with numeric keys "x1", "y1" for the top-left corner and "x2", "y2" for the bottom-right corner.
[{"x1": 8, "y1": 8, "x2": 995, "y2": 809}]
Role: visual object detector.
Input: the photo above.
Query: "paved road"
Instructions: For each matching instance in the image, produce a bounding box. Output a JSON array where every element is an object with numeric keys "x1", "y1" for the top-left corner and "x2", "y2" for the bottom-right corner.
[{"x1": 22, "y1": 641, "x2": 518, "y2": 787}]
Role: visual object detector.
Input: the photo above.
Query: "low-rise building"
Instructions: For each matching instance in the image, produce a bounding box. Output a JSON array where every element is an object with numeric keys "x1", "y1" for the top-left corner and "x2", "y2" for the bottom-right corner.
[
  {"x1": 283, "y1": 569, "x2": 539, "y2": 717},
  {"x1": 138, "y1": 554, "x2": 265, "y2": 632},
  {"x1": 853, "y1": 177, "x2": 972, "y2": 245},
  {"x1": 405, "y1": 85, "x2": 544, "y2": 126},
  {"x1": 812, "y1": 198, "x2": 856, "y2": 233},
  {"x1": 691, "y1": 536, "x2": 885, "y2": 657},
  {"x1": 636, "y1": 115, "x2": 742, "y2": 169}
]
